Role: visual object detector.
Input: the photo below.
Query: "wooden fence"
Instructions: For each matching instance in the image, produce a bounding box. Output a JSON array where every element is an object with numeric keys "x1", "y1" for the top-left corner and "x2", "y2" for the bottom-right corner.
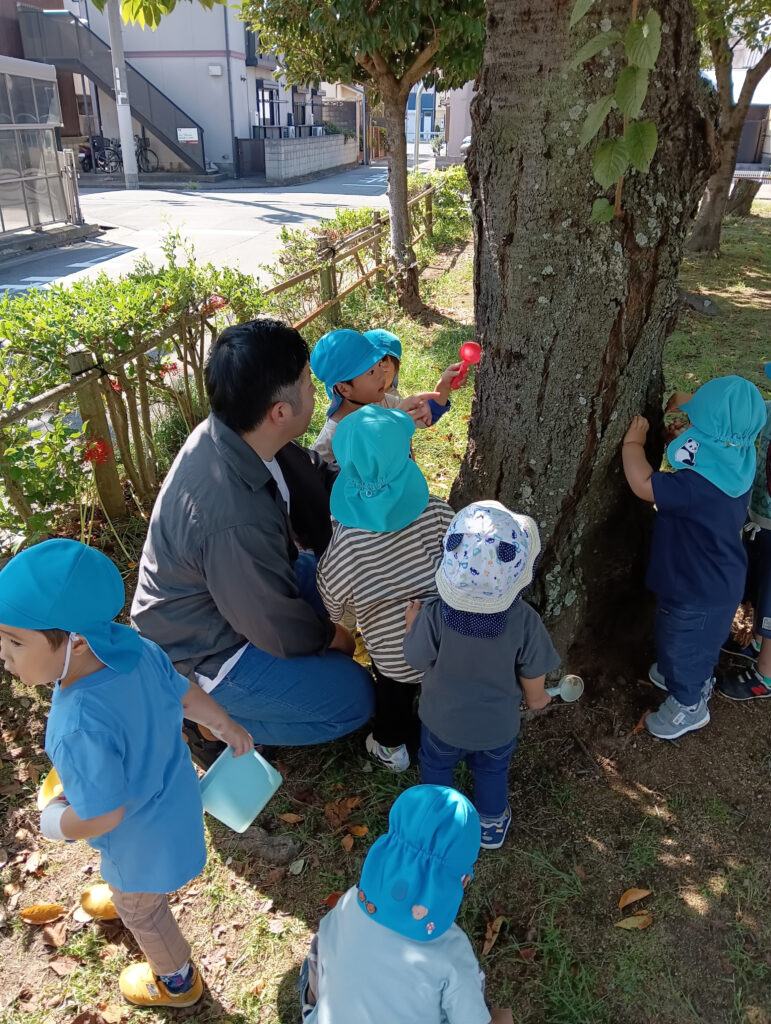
[{"x1": 0, "y1": 187, "x2": 437, "y2": 528}]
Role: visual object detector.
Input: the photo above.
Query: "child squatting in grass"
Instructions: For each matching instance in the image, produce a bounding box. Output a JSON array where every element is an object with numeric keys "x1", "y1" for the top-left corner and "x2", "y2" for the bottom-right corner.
[{"x1": 0, "y1": 539, "x2": 253, "y2": 1009}]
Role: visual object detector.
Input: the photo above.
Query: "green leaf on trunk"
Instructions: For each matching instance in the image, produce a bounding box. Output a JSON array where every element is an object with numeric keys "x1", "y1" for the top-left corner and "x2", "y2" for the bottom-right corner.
[
  {"x1": 590, "y1": 197, "x2": 615, "y2": 223},
  {"x1": 624, "y1": 10, "x2": 662, "y2": 70},
  {"x1": 570, "y1": 0, "x2": 595, "y2": 27},
  {"x1": 579, "y1": 94, "x2": 614, "y2": 147},
  {"x1": 614, "y1": 66, "x2": 649, "y2": 118},
  {"x1": 624, "y1": 120, "x2": 658, "y2": 173},
  {"x1": 570, "y1": 31, "x2": 623, "y2": 70},
  {"x1": 592, "y1": 138, "x2": 629, "y2": 189}
]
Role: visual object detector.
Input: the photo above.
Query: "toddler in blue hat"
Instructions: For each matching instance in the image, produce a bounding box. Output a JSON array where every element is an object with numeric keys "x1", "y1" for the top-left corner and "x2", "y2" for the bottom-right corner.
[
  {"x1": 298, "y1": 785, "x2": 512, "y2": 1024},
  {"x1": 316, "y1": 406, "x2": 455, "y2": 771},
  {"x1": 0, "y1": 540, "x2": 253, "y2": 1009},
  {"x1": 309, "y1": 327, "x2": 462, "y2": 464},
  {"x1": 717, "y1": 363, "x2": 771, "y2": 701},
  {"x1": 622, "y1": 375, "x2": 766, "y2": 739},
  {"x1": 404, "y1": 502, "x2": 560, "y2": 850}
]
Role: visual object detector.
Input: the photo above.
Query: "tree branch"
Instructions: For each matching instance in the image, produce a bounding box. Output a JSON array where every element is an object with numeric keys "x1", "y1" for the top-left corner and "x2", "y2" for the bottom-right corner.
[
  {"x1": 396, "y1": 37, "x2": 440, "y2": 102},
  {"x1": 735, "y1": 46, "x2": 771, "y2": 127},
  {"x1": 709, "y1": 32, "x2": 735, "y2": 124}
]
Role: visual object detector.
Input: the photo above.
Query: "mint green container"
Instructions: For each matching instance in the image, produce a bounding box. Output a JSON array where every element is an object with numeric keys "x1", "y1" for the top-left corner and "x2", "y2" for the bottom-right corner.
[{"x1": 199, "y1": 747, "x2": 282, "y2": 833}]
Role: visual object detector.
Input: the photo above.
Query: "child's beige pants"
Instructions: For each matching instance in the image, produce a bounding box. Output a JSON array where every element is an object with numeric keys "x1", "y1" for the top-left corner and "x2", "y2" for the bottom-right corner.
[{"x1": 109, "y1": 886, "x2": 191, "y2": 975}]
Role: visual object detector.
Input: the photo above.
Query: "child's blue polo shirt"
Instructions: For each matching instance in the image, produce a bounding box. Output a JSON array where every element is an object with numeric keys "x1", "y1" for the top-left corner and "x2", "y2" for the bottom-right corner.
[
  {"x1": 45, "y1": 637, "x2": 206, "y2": 894},
  {"x1": 647, "y1": 469, "x2": 751, "y2": 608}
]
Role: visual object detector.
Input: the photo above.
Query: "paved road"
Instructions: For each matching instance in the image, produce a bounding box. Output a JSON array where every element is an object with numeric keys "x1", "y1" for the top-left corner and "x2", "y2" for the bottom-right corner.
[{"x1": 0, "y1": 165, "x2": 392, "y2": 295}]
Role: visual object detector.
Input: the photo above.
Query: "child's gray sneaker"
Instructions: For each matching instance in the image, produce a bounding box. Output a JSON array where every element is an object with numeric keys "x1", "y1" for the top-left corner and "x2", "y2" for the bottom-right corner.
[
  {"x1": 645, "y1": 695, "x2": 710, "y2": 740},
  {"x1": 365, "y1": 733, "x2": 410, "y2": 772},
  {"x1": 648, "y1": 664, "x2": 715, "y2": 701}
]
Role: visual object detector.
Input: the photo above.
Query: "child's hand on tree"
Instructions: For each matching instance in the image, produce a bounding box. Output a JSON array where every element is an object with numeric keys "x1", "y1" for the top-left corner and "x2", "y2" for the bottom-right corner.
[
  {"x1": 623, "y1": 415, "x2": 649, "y2": 447},
  {"x1": 404, "y1": 599, "x2": 422, "y2": 633}
]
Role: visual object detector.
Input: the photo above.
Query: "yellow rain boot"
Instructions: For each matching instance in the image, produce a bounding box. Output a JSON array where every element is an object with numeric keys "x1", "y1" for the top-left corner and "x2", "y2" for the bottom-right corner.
[{"x1": 119, "y1": 962, "x2": 203, "y2": 1008}]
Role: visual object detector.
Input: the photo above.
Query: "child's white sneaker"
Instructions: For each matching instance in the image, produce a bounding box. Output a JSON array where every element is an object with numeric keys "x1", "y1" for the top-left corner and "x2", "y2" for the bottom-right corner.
[{"x1": 365, "y1": 733, "x2": 409, "y2": 772}]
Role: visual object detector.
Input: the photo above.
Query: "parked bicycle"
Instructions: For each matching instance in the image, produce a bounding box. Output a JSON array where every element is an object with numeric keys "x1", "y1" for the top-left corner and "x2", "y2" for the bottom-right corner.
[{"x1": 96, "y1": 135, "x2": 160, "y2": 173}]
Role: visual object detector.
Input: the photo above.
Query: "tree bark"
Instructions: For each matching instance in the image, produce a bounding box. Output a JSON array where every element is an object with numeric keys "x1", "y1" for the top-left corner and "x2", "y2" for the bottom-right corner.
[
  {"x1": 685, "y1": 134, "x2": 739, "y2": 253},
  {"x1": 451, "y1": 0, "x2": 716, "y2": 657},
  {"x1": 726, "y1": 178, "x2": 761, "y2": 218},
  {"x1": 382, "y1": 90, "x2": 423, "y2": 314}
]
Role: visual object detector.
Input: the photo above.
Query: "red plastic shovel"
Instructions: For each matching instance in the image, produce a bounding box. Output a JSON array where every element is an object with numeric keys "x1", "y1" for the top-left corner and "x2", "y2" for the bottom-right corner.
[{"x1": 450, "y1": 340, "x2": 482, "y2": 390}]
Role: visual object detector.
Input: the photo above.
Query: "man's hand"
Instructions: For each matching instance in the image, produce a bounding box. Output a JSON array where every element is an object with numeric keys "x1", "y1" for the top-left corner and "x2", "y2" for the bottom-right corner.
[
  {"x1": 329, "y1": 622, "x2": 355, "y2": 657},
  {"x1": 623, "y1": 415, "x2": 649, "y2": 447},
  {"x1": 404, "y1": 599, "x2": 422, "y2": 633}
]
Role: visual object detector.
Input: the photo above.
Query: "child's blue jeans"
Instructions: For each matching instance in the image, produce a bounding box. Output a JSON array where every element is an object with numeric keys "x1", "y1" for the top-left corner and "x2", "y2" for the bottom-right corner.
[
  {"x1": 656, "y1": 599, "x2": 737, "y2": 706},
  {"x1": 418, "y1": 724, "x2": 517, "y2": 819}
]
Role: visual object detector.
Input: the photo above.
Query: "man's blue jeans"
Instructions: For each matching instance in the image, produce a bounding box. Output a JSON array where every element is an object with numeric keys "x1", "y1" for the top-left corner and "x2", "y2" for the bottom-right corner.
[
  {"x1": 418, "y1": 724, "x2": 517, "y2": 819},
  {"x1": 211, "y1": 553, "x2": 374, "y2": 746},
  {"x1": 656, "y1": 599, "x2": 737, "y2": 706}
]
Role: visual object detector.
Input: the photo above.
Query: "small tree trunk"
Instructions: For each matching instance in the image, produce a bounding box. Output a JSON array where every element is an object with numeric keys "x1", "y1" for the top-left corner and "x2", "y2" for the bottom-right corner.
[
  {"x1": 452, "y1": 0, "x2": 715, "y2": 657},
  {"x1": 382, "y1": 91, "x2": 423, "y2": 314},
  {"x1": 686, "y1": 135, "x2": 740, "y2": 253},
  {"x1": 726, "y1": 178, "x2": 761, "y2": 218}
]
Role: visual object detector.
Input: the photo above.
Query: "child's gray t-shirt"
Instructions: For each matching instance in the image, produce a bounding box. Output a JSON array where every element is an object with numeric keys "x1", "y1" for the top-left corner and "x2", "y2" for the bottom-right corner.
[{"x1": 404, "y1": 595, "x2": 560, "y2": 750}]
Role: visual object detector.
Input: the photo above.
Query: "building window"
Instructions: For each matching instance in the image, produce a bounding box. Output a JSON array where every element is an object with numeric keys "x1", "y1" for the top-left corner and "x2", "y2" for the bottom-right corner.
[{"x1": 256, "y1": 82, "x2": 280, "y2": 126}]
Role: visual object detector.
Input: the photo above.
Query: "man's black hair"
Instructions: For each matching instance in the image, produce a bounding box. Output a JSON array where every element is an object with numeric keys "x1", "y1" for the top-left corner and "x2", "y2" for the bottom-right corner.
[{"x1": 204, "y1": 318, "x2": 309, "y2": 434}]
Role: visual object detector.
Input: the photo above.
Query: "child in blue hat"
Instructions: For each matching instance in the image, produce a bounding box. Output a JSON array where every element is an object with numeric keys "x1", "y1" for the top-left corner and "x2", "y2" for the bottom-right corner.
[
  {"x1": 298, "y1": 785, "x2": 512, "y2": 1024},
  {"x1": 0, "y1": 539, "x2": 253, "y2": 1008},
  {"x1": 622, "y1": 375, "x2": 766, "y2": 739},
  {"x1": 717, "y1": 364, "x2": 771, "y2": 701},
  {"x1": 316, "y1": 406, "x2": 455, "y2": 771},
  {"x1": 309, "y1": 328, "x2": 462, "y2": 464},
  {"x1": 404, "y1": 502, "x2": 559, "y2": 850}
]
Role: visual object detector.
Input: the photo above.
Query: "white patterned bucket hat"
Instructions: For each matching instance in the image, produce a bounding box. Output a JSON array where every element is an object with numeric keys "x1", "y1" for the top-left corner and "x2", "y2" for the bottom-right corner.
[{"x1": 435, "y1": 501, "x2": 541, "y2": 613}]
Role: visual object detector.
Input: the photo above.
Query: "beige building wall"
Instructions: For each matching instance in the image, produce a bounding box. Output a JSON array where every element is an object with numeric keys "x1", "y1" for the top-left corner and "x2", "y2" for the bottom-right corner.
[{"x1": 443, "y1": 81, "x2": 474, "y2": 158}]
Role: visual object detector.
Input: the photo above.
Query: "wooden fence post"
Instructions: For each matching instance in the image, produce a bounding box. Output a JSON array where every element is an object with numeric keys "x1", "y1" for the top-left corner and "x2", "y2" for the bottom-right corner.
[
  {"x1": 67, "y1": 350, "x2": 127, "y2": 521},
  {"x1": 425, "y1": 189, "x2": 434, "y2": 238},
  {"x1": 372, "y1": 212, "x2": 385, "y2": 286},
  {"x1": 316, "y1": 233, "x2": 340, "y2": 326}
]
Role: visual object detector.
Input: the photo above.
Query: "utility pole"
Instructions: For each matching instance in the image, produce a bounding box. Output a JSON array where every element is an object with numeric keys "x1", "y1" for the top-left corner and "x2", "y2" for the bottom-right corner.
[
  {"x1": 412, "y1": 81, "x2": 424, "y2": 172},
  {"x1": 105, "y1": 0, "x2": 139, "y2": 189}
]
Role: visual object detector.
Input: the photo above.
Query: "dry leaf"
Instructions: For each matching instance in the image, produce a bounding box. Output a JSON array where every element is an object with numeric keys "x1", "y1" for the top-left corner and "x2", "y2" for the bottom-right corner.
[
  {"x1": 346, "y1": 824, "x2": 369, "y2": 837},
  {"x1": 268, "y1": 867, "x2": 287, "y2": 883},
  {"x1": 251, "y1": 980, "x2": 266, "y2": 995},
  {"x1": 632, "y1": 711, "x2": 649, "y2": 735},
  {"x1": 268, "y1": 918, "x2": 285, "y2": 934},
  {"x1": 615, "y1": 911, "x2": 653, "y2": 930},
  {"x1": 322, "y1": 891, "x2": 343, "y2": 909},
  {"x1": 20, "y1": 904, "x2": 65, "y2": 925},
  {"x1": 254, "y1": 898, "x2": 274, "y2": 914},
  {"x1": 276, "y1": 813, "x2": 303, "y2": 824},
  {"x1": 618, "y1": 888, "x2": 652, "y2": 910},
  {"x1": 341, "y1": 834, "x2": 354, "y2": 852},
  {"x1": 481, "y1": 915, "x2": 506, "y2": 956},
  {"x1": 98, "y1": 1002, "x2": 123, "y2": 1023},
  {"x1": 41, "y1": 920, "x2": 68, "y2": 947},
  {"x1": 23, "y1": 850, "x2": 45, "y2": 875},
  {"x1": 573, "y1": 865, "x2": 587, "y2": 881},
  {"x1": 519, "y1": 946, "x2": 537, "y2": 962},
  {"x1": 48, "y1": 956, "x2": 80, "y2": 976},
  {"x1": 0, "y1": 781, "x2": 22, "y2": 796},
  {"x1": 71, "y1": 1011, "x2": 103, "y2": 1024},
  {"x1": 324, "y1": 795, "x2": 364, "y2": 828}
]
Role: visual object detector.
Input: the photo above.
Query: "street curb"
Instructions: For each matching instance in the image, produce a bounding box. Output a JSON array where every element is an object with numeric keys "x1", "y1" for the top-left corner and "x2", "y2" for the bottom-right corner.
[{"x1": 0, "y1": 222, "x2": 105, "y2": 265}]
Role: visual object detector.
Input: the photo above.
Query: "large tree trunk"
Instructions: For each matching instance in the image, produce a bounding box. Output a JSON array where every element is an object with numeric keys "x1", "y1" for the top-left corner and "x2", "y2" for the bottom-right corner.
[
  {"x1": 382, "y1": 91, "x2": 423, "y2": 314},
  {"x1": 685, "y1": 133, "x2": 740, "y2": 253},
  {"x1": 451, "y1": 0, "x2": 716, "y2": 657}
]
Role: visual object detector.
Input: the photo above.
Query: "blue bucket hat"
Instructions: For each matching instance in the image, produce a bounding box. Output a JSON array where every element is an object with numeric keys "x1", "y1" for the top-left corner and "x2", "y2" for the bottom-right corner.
[
  {"x1": 357, "y1": 786, "x2": 480, "y2": 943},
  {"x1": 365, "y1": 329, "x2": 402, "y2": 389},
  {"x1": 0, "y1": 539, "x2": 142, "y2": 673},
  {"x1": 309, "y1": 328, "x2": 388, "y2": 416},
  {"x1": 667, "y1": 375, "x2": 766, "y2": 497},
  {"x1": 330, "y1": 406, "x2": 429, "y2": 532}
]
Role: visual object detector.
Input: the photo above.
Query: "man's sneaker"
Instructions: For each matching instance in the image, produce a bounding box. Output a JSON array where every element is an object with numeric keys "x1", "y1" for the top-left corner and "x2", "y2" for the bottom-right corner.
[
  {"x1": 720, "y1": 637, "x2": 760, "y2": 662},
  {"x1": 717, "y1": 665, "x2": 771, "y2": 701},
  {"x1": 645, "y1": 696, "x2": 710, "y2": 740},
  {"x1": 365, "y1": 733, "x2": 409, "y2": 772},
  {"x1": 119, "y1": 963, "x2": 203, "y2": 1008},
  {"x1": 480, "y1": 805, "x2": 511, "y2": 850},
  {"x1": 648, "y1": 664, "x2": 715, "y2": 700}
]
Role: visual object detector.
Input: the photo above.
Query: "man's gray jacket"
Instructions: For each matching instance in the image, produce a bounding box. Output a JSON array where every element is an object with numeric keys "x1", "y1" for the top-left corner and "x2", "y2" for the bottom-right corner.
[{"x1": 131, "y1": 414, "x2": 336, "y2": 678}]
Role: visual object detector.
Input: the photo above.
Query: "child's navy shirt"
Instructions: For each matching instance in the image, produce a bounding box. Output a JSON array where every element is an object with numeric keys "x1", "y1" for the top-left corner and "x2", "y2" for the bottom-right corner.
[
  {"x1": 45, "y1": 637, "x2": 206, "y2": 894},
  {"x1": 647, "y1": 469, "x2": 751, "y2": 608}
]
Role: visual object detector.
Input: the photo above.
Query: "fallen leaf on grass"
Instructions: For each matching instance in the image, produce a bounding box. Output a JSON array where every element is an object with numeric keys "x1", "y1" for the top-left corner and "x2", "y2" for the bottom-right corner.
[
  {"x1": 632, "y1": 711, "x2": 650, "y2": 735},
  {"x1": 254, "y1": 898, "x2": 274, "y2": 914},
  {"x1": 322, "y1": 891, "x2": 343, "y2": 909},
  {"x1": 288, "y1": 858, "x2": 306, "y2": 875},
  {"x1": 481, "y1": 915, "x2": 506, "y2": 956},
  {"x1": 618, "y1": 888, "x2": 652, "y2": 910},
  {"x1": 251, "y1": 980, "x2": 266, "y2": 995},
  {"x1": 573, "y1": 865, "x2": 587, "y2": 881},
  {"x1": 276, "y1": 813, "x2": 303, "y2": 825},
  {"x1": 615, "y1": 910, "x2": 653, "y2": 930},
  {"x1": 346, "y1": 824, "x2": 369, "y2": 837},
  {"x1": 71, "y1": 1010, "x2": 103, "y2": 1024},
  {"x1": 519, "y1": 947, "x2": 537, "y2": 962},
  {"x1": 0, "y1": 781, "x2": 22, "y2": 796},
  {"x1": 48, "y1": 956, "x2": 80, "y2": 976},
  {"x1": 41, "y1": 920, "x2": 68, "y2": 947},
  {"x1": 323, "y1": 795, "x2": 364, "y2": 828},
  {"x1": 23, "y1": 850, "x2": 45, "y2": 875},
  {"x1": 20, "y1": 903, "x2": 65, "y2": 924},
  {"x1": 268, "y1": 918, "x2": 285, "y2": 934},
  {"x1": 268, "y1": 867, "x2": 287, "y2": 883},
  {"x1": 340, "y1": 835, "x2": 354, "y2": 853},
  {"x1": 98, "y1": 1002, "x2": 123, "y2": 1023}
]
